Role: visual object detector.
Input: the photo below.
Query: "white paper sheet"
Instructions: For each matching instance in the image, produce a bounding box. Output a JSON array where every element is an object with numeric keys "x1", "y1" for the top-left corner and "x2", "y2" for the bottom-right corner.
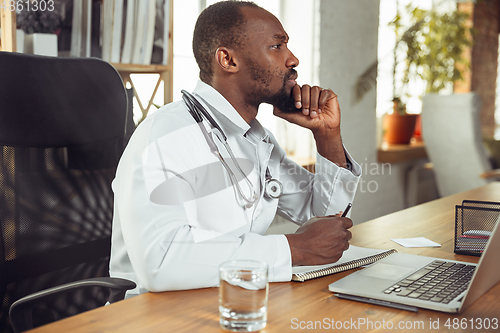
[{"x1": 391, "y1": 237, "x2": 441, "y2": 248}]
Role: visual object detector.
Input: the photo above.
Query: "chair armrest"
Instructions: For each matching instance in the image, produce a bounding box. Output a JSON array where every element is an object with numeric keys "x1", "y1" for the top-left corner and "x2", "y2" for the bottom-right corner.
[
  {"x1": 9, "y1": 277, "x2": 136, "y2": 333},
  {"x1": 480, "y1": 169, "x2": 500, "y2": 180}
]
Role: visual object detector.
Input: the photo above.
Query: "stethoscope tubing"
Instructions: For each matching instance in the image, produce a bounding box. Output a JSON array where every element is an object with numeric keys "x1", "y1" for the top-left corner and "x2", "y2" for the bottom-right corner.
[
  {"x1": 182, "y1": 90, "x2": 258, "y2": 208},
  {"x1": 181, "y1": 90, "x2": 284, "y2": 207}
]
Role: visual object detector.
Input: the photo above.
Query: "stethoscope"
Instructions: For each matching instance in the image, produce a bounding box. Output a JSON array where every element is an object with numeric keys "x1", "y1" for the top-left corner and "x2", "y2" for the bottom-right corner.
[{"x1": 181, "y1": 90, "x2": 283, "y2": 208}]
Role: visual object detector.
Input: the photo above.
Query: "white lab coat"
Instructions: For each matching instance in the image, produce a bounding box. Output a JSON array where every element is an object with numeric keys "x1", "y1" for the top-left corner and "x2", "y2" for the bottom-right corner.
[{"x1": 109, "y1": 81, "x2": 361, "y2": 295}]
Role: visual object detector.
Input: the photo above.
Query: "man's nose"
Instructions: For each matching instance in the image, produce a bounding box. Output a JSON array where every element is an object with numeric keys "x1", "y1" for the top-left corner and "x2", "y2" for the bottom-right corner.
[{"x1": 286, "y1": 50, "x2": 299, "y2": 68}]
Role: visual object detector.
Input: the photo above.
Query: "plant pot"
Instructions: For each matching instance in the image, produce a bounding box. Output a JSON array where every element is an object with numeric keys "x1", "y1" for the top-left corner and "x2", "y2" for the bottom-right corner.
[
  {"x1": 413, "y1": 114, "x2": 422, "y2": 141},
  {"x1": 383, "y1": 113, "x2": 418, "y2": 144},
  {"x1": 24, "y1": 33, "x2": 57, "y2": 57}
]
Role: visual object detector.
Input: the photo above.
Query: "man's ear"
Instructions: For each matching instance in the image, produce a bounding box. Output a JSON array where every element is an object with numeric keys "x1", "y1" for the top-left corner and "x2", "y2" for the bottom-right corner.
[{"x1": 215, "y1": 47, "x2": 238, "y2": 73}]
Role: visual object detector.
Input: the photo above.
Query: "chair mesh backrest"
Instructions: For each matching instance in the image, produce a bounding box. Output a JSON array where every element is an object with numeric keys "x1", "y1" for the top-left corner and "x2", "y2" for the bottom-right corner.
[{"x1": 0, "y1": 52, "x2": 129, "y2": 332}]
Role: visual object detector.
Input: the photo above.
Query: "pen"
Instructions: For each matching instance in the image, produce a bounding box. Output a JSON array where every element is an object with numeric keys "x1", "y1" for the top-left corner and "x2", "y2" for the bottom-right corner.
[{"x1": 341, "y1": 203, "x2": 352, "y2": 217}]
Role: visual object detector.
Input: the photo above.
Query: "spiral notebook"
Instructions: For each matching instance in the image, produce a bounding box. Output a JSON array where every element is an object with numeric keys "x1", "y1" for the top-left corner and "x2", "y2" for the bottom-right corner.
[{"x1": 292, "y1": 246, "x2": 397, "y2": 282}]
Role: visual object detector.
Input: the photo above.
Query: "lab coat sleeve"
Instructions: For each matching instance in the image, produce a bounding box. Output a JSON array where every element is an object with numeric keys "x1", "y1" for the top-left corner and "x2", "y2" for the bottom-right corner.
[
  {"x1": 272, "y1": 134, "x2": 361, "y2": 224},
  {"x1": 112, "y1": 197, "x2": 291, "y2": 291},
  {"x1": 110, "y1": 110, "x2": 292, "y2": 292}
]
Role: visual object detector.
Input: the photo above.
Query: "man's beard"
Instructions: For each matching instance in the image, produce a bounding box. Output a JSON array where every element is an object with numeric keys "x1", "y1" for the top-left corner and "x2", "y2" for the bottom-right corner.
[
  {"x1": 246, "y1": 59, "x2": 301, "y2": 113},
  {"x1": 266, "y1": 69, "x2": 301, "y2": 114}
]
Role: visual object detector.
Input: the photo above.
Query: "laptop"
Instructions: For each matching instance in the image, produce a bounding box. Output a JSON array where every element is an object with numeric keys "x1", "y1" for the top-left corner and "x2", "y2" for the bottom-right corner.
[{"x1": 328, "y1": 216, "x2": 500, "y2": 313}]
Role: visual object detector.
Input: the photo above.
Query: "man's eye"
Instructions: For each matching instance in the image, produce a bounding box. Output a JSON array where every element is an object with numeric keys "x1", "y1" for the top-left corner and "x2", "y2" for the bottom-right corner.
[{"x1": 272, "y1": 44, "x2": 282, "y2": 50}]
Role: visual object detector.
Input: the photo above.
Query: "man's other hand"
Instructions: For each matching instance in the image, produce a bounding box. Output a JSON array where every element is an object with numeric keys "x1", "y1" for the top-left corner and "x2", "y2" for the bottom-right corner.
[{"x1": 285, "y1": 215, "x2": 353, "y2": 266}]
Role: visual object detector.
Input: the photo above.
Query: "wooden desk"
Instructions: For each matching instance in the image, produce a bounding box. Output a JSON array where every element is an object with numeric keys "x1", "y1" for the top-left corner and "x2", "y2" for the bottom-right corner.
[{"x1": 29, "y1": 183, "x2": 500, "y2": 332}]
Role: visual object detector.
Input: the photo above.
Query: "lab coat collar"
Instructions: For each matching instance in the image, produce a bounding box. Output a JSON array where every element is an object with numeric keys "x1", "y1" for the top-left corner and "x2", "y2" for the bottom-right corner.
[
  {"x1": 192, "y1": 81, "x2": 251, "y2": 137},
  {"x1": 248, "y1": 118, "x2": 269, "y2": 142}
]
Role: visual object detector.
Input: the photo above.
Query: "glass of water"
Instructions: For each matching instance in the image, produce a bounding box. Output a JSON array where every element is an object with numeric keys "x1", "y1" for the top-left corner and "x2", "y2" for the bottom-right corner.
[{"x1": 219, "y1": 260, "x2": 269, "y2": 332}]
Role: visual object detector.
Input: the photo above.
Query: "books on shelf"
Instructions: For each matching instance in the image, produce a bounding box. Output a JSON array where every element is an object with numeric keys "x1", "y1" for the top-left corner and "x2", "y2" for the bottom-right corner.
[
  {"x1": 151, "y1": 0, "x2": 171, "y2": 65},
  {"x1": 82, "y1": 0, "x2": 92, "y2": 57},
  {"x1": 142, "y1": 0, "x2": 157, "y2": 65},
  {"x1": 110, "y1": 0, "x2": 124, "y2": 63},
  {"x1": 68, "y1": 0, "x2": 170, "y2": 66},
  {"x1": 292, "y1": 246, "x2": 397, "y2": 282},
  {"x1": 101, "y1": 0, "x2": 114, "y2": 62},
  {"x1": 90, "y1": 0, "x2": 101, "y2": 58},
  {"x1": 120, "y1": 0, "x2": 135, "y2": 64},
  {"x1": 131, "y1": 0, "x2": 147, "y2": 64},
  {"x1": 70, "y1": 0, "x2": 82, "y2": 57},
  {"x1": 162, "y1": 0, "x2": 171, "y2": 65},
  {"x1": 162, "y1": 0, "x2": 172, "y2": 65}
]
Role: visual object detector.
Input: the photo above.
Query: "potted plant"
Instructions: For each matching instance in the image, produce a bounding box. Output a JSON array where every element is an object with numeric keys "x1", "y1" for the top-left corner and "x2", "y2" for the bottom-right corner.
[
  {"x1": 400, "y1": 5, "x2": 471, "y2": 97},
  {"x1": 382, "y1": 8, "x2": 420, "y2": 145},
  {"x1": 400, "y1": 4, "x2": 471, "y2": 143},
  {"x1": 355, "y1": 3, "x2": 471, "y2": 144},
  {"x1": 17, "y1": 3, "x2": 61, "y2": 56}
]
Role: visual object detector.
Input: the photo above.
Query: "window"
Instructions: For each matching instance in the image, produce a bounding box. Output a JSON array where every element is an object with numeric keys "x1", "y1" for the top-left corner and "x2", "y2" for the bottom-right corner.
[{"x1": 377, "y1": 0, "x2": 458, "y2": 118}]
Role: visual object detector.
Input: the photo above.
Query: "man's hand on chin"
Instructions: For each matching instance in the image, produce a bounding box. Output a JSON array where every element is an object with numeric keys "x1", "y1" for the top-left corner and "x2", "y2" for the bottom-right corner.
[
  {"x1": 273, "y1": 84, "x2": 347, "y2": 169},
  {"x1": 273, "y1": 84, "x2": 341, "y2": 137}
]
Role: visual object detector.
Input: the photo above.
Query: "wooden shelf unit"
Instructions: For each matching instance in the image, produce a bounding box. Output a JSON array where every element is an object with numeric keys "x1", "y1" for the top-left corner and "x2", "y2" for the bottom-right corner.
[
  {"x1": 1, "y1": 2, "x2": 174, "y2": 117},
  {"x1": 0, "y1": 6, "x2": 17, "y2": 52}
]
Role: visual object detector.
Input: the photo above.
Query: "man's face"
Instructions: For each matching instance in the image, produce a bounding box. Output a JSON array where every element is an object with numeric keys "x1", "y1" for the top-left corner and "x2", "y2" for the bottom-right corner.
[{"x1": 237, "y1": 7, "x2": 300, "y2": 113}]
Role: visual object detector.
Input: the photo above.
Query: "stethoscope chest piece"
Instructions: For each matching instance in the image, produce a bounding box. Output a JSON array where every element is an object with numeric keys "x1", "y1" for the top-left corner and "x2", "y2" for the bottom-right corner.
[{"x1": 264, "y1": 178, "x2": 283, "y2": 199}]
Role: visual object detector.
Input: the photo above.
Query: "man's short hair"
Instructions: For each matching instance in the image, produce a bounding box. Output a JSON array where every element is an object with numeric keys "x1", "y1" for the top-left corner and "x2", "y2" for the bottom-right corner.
[{"x1": 193, "y1": 1, "x2": 260, "y2": 84}]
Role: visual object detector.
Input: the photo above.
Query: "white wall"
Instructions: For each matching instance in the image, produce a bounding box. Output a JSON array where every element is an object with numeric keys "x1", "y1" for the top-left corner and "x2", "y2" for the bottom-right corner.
[{"x1": 319, "y1": 0, "x2": 412, "y2": 225}]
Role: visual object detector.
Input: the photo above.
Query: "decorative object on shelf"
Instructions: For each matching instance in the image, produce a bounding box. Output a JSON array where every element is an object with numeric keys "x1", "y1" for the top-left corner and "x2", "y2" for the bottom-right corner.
[
  {"x1": 17, "y1": 2, "x2": 61, "y2": 56},
  {"x1": 24, "y1": 33, "x2": 57, "y2": 56},
  {"x1": 16, "y1": 29, "x2": 25, "y2": 53}
]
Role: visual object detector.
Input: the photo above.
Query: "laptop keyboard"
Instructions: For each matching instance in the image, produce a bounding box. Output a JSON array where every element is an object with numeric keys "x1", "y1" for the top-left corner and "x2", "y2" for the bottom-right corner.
[{"x1": 382, "y1": 260, "x2": 476, "y2": 304}]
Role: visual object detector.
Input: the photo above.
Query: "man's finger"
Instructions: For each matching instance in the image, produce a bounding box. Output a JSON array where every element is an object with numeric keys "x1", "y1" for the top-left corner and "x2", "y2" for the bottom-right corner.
[
  {"x1": 300, "y1": 84, "x2": 311, "y2": 116},
  {"x1": 343, "y1": 218, "x2": 354, "y2": 229},
  {"x1": 292, "y1": 84, "x2": 302, "y2": 109},
  {"x1": 310, "y1": 86, "x2": 321, "y2": 117},
  {"x1": 319, "y1": 89, "x2": 335, "y2": 109}
]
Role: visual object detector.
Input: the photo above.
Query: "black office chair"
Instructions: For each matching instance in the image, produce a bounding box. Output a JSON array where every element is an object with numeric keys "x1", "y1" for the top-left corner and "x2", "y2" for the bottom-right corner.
[{"x1": 0, "y1": 52, "x2": 136, "y2": 333}]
